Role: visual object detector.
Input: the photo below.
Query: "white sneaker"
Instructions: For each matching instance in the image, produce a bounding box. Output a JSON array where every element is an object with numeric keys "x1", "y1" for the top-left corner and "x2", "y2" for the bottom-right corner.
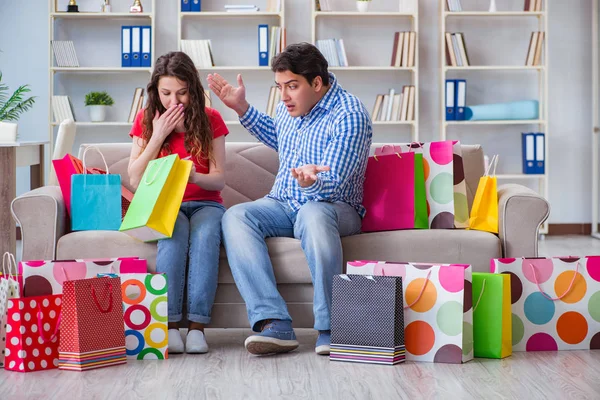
[
  {"x1": 168, "y1": 329, "x2": 185, "y2": 354},
  {"x1": 186, "y1": 330, "x2": 209, "y2": 354}
]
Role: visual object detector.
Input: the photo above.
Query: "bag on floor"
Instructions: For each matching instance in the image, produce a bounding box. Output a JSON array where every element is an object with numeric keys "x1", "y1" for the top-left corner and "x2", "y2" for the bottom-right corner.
[{"x1": 1, "y1": 253, "x2": 21, "y2": 368}]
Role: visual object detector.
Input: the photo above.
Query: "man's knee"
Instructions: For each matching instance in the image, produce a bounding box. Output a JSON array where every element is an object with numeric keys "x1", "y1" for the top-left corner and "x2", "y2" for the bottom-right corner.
[
  {"x1": 296, "y1": 202, "x2": 336, "y2": 229},
  {"x1": 222, "y1": 203, "x2": 250, "y2": 231}
]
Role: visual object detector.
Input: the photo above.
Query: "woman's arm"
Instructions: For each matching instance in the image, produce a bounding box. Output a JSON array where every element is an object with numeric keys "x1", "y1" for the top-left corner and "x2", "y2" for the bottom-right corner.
[{"x1": 189, "y1": 135, "x2": 226, "y2": 191}]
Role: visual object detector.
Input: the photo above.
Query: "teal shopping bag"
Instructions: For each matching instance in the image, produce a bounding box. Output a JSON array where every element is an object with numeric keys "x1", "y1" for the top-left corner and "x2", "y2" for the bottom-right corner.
[{"x1": 71, "y1": 147, "x2": 122, "y2": 231}]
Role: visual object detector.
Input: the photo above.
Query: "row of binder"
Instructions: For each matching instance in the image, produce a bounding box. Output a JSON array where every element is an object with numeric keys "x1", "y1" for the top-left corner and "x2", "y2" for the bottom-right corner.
[
  {"x1": 445, "y1": 79, "x2": 466, "y2": 121},
  {"x1": 121, "y1": 26, "x2": 152, "y2": 68},
  {"x1": 522, "y1": 132, "x2": 545, "y2": 174},
  {"x1": 181, "y1": 0, "x2": 201, "y2": 12}
]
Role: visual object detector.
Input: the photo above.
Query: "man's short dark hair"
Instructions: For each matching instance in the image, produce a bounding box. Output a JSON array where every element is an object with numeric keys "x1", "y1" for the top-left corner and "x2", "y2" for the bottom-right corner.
[{"x1": 271, "y1": 42, "x2": 329, "y2": 86}]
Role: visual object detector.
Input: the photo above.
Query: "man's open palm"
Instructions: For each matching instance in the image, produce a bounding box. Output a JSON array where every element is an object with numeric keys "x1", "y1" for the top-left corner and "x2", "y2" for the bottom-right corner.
[{"x1": 207, "y1": 73, "x2": 247, "y2": 114}]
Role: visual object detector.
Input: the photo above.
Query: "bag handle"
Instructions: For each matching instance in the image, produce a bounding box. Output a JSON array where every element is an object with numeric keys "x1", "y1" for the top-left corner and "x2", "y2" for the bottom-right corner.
[
  {"x1": 37, "y1": 306, "x2": 62, "y2": 344},
  {"x1": 485, "y1": 154, "x2": 499, "y2": 177},
  {"x1": 143, "y1": 157, "x2": 169, "y2": 185},
  {"x1": 91, "y1": 283, "x2": 114, "y2": 313},
  {"x1": 473, "y1": 279, "x2": 486, "y2": 312},
  {"x1": 408, "y1": 141, "x2": 424, "y2": 153},
  {"x1": 2, "y1": 252, "x2": 17, "y2": 281},
  {"x1": 530, "y1": 262, "x2": 579, "y2": 301},
  {"x1": 399, "y1": 269, "x2": 432, "y2": 310},
  {"x1": 82, "y1": 146, "x2": 110, "y2": 175}
]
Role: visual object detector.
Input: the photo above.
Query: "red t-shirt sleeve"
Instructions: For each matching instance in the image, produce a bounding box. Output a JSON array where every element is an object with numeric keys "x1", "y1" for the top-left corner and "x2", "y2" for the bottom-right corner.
[
  {"x1": 206, "y1": 107, "x2": 229, "y2": 139},
  {"x1": 129, "y1": 109, "x2": 145, "y2": 138}
]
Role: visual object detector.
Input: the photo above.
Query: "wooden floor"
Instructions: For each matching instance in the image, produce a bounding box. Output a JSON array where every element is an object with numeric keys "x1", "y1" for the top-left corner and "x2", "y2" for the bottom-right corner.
[{"x1": 2, "y1": 235, "x2": 600, "y2": 400}]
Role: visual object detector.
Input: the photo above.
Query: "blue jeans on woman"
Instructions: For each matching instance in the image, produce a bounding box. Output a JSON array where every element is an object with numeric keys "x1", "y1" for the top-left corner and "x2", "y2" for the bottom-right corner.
[{"x1": 156, "y1": 200, "x2": 225, "y2": 324}]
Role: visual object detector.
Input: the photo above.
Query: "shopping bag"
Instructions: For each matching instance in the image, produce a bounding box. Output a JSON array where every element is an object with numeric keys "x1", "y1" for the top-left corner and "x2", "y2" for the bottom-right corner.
[
  {"x1": 472, "y1": 272, "x2": 512, "y2": 358},
  {"x1": 4, "y1": 294, "x2": 62, "y2": 372},
  {"x1": 71, "y1": 147, "x2": 122, "y2": 231},
  {"x1": 469, "y1": 154, "x2": 499, "y2": 233},
  {"x1": 120, "y1": 273, "x2": 168, "y2": 360},
  {"x1": 346, "y1": 260, "x2": 473, "y2": 363},
  {"x1": 491, "y1": 256, "x2": 600, "y2": 352},
  {"x1": 19, "y1": 257, "x2": 147, "y2": 297},
  {"x1": 452, "y1": 141, "x2": 470, "y2": 228},
  {"x1": 59, "y1": 277, "x2": 126, "y2": 371},
  {"x1": 361, "y1": 151, "x2": 415, "y2": 232},
  {"x1": 120, "y1": 154, "x2": 193, "y2": 242},
  {"x1": 1, "y1": 253, "x2": 20, "y2": 368},
  {"x1": 330, "y1": 274, "x2": 405, "y2": 365}
]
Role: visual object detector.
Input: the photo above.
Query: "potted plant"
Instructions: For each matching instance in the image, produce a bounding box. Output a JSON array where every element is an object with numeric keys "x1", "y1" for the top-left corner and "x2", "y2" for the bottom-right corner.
[
  {"x1": 356, "y1": 0, "x2": 371, "y2": 12},
  {"x1": 85, "y1": 91, "x2": 114, "y2": 122},
  {"x1": 0, "y1": 71, "x2": 36, "y2": 142}
]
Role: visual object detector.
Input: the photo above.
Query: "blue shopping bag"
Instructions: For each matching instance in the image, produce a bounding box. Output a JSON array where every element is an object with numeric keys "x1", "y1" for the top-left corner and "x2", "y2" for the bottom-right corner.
[{"x1": 71, "y1": 147, "x2": 122, "y2": 231}]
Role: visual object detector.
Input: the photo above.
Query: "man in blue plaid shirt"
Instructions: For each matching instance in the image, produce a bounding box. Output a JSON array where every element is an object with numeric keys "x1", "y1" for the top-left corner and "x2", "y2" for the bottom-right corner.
[{"x1": 208, "y1": 42, "x2": 372, "y2": 356}]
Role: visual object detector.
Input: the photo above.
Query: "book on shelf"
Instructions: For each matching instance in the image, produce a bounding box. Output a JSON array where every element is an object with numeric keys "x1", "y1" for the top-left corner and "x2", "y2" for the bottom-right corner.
[
  {"x1": 445, "y1": 0, "x2": 463, "y2": 12},
  {"x1": 445, "y1": 79, "x2": 466, "y2": 121},
  {"x1": 525, "y1": 31, "x2": 544, "y2": 66},
  {"x1": 127, "y1": 88, "x2": 145, "y2": 123},
  {"x1": 181, "y1": 40, "x2": 214, "y2": 68},
  {"x1": 204, "y1": 90, "x2": 212, "y2": 108},
  {"x1": 52, "y1": 41, "x2": 79, "y2": 68},
  {"x1": 524, "y1": 0, "x2": 543, "y2": 12},
  {"x1": 445, "y1": 32, "x2": 469, "y2": 67},
  {"x1": 266, "y1": 0, "x2": 282, "y2": 12},
  {"x1": 390, "y1": 31, "x2": 416, "y2": 67},
  {"x1": 315, "y1": 0, "x2": 332, "y2": 12},
  {"x1": 52, "y1": 96, "x2": 76, "y2": 123},
  {"x1": 522, "y1": 132, "x2": 545, "y2": 174},
  {"x1": 265, "y1": 86, "x2": 281, "y2": 117},
  {"x1": 371, "y1": 86, "x2": 415, "y2": 122},
  {"x1": 268, "y1": 26, "x2": 283, "y2": 66},
  {"x1": 224, "y1": 5, "x2": 259, "y2": 12},
  {"x1": 316, "y1": 39, "x2": 348, "y2": 67}
]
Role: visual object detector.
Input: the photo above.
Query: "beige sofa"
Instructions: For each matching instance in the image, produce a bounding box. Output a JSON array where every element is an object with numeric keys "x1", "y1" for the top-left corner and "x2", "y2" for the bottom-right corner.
[{"x1": 12, "y1": 142, "x2": 550, "y2": 328}]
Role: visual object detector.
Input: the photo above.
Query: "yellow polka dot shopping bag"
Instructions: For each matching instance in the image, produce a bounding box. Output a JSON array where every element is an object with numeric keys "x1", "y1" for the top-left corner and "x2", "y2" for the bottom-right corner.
[{"x1": 491, "y1": 256, "x2": 600, "y2": 351}]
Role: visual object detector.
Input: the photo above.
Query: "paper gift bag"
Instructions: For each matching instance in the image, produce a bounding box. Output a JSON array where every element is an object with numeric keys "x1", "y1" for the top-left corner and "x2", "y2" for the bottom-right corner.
[
  {"x1": 59, "y1": 277, "x2": 126, "y2": 371},
  {"x1": 452, "y1": 141, "x2": 470, "y2": 228},
  {"x1": 1, "y1": 253, "x2": 21, "y2": 368},
  {"x1": 330, "y1": 274, "x2": 405, "y2": 365},
  {"x1": 469, "y1": 155, "x2": 499, "y2": 233},
  {"x1": 71, "y1": 147, "x2": 122, "y2": 231},
  {"x1": 4, "y1": 294, "x2": 62, "y2": 372},
  {"x1": 346, "y1": 260, "x2": 473, "y2": 363},
  {"x1": 362, "y1": 151, "x2": 415, "y2": 232},
  {"x1": 472, "y1": 272, "x2": 512, "y2": 358},
  {"x1": 19, "y1": 257, "x2": 147, "y2": 297},
  {"x1": 491, "y1": 256, "x2": 600, "y2": 352},
  {"x1": 120, "y1": 273, "x2": 168, "y2": 360},
  {"x1": 120, "y1": 154, "x2": 192, "y2": 242}
]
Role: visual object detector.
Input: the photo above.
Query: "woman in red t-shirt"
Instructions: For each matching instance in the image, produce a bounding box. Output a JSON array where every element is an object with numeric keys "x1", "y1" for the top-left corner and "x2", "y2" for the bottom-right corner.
[{"x1": 128, "y1": 51, "x2": 228, "y2": 354}]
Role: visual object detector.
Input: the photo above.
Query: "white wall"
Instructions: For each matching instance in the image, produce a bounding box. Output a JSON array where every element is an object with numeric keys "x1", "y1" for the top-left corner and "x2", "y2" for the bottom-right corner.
[{"x1": 0, "y1": 0, "x2": 594, "y2": 224}]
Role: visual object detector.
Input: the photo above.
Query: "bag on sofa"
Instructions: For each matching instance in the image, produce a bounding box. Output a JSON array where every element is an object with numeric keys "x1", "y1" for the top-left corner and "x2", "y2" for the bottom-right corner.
[
  {"x1": 469, "y1": 154, "x2": 499, "y2": 233},
  {"x1": 346, "y1": 260, "x2": 473, "y2": 363}
]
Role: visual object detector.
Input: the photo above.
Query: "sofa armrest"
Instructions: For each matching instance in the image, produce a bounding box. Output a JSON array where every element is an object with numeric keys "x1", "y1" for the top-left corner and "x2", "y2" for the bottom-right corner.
[
  {"x1": 11, "y1": 186, "x2": 67, "y2": 261},
  {"x1": 498, "y1": 183, "x2": 550, "y2": 258}
]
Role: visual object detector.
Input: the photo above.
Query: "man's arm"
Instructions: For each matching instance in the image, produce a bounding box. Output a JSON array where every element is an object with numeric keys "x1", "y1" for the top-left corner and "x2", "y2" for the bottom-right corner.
[
  {"x1": 299, "y1": 111, "x2": 371, "y2": 200},
  {"x1": 239, "y1": 103, "x2": 278, "y2": 151}
]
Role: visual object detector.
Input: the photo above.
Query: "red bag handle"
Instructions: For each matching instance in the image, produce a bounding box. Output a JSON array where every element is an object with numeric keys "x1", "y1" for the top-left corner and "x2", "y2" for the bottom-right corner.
[
  {"x1": 37, "y1": 305, "x2": 61, "y2": 344},
  {"x1": 91, "y1": 283, "x2": 114, "y2": 313}
]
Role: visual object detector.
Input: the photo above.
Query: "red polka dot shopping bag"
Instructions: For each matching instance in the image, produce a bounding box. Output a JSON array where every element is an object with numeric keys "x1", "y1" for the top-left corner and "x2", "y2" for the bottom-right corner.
[
  {"x1": 59, "y1": 277, "x2": 126, "y2": 371},
  {"x1": 4, "y1": 294, "x2": 62, "y2": 372},
  {"x1": 491, "y1": 257, "x2": 600, "y2": 351},
  {"x1": 1, "y1": 252, "x2": 21, "y2": 368},
  {"x1": 346, "y1": 261, "x2": 473, "y2": 363},
  {"x1": 120, "y1": 273, "x2": 168, "y2": 360}
]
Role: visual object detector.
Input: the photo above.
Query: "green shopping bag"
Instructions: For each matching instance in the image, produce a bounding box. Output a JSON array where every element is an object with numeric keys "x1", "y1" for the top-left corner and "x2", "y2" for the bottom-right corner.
[
  {"x1": 472, "y1": 272, "x2": 512, "y2": 359},
  {"x1": 119, "y1": 154, "x2": 192, "y2": 242},
  {"x1": 414, "y1": 153, "x2": 428, "y2": 229}
]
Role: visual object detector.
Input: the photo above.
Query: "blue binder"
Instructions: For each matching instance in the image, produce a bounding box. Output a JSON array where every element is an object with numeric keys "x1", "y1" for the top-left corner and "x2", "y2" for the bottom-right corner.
[
  {"x1": 445, "y1": 79, "x2": 456, "y2": 120},
  {"x1": 455, "y1": 79, "x2": 466, "y2": 121},
  {"x1": 181, "y1": 0, "x2": 191, "y2": 12},
  {"x1": 522, "y1": 132, "x2": 536, "y2": 174},
  {"x1": 534, "y1": 132, "x2": 545, "y2": 174},
  {"x1": 141, "y1": 26, "x2": 151, "y2": 67},
  {"x1": 131, "y1": 26, "x2": 142, "y2": 67},
  {"x1": 121, "y1": 26, "x2": 131, "y2": 67},
  {"x1": 191, "y1": 0, "x2": 201, "y2": 12},
  {"x1": 258, "y1": 24, "x2": 269, "y2": 66}
]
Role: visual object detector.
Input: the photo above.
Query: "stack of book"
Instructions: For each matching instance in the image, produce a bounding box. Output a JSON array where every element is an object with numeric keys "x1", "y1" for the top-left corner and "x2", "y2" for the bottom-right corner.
[
  {"x1": 268, "y1": 26, "x2": 283, "y2": 66},
  {"x1": 316, "y1": 39, "x2": 348, "y2": 67},
  {"x1": 371, "y1": 86, "x2": 416, "y2": 122},
  {"x1": 524, "y1": 0, "x2": 543, "y2": 11},
  {"x1": 390, "y1": 32, "x2": 416, "y2": 68},
  {"x1": 265, "y1": 86, "x2": 281, "y2": 118},
  {"x1": 525, "y1": 32, "x2": 544, "y2": 66},
  {"x1": 445, "y1": 33, "x2": 470, "y2": 67},
  {"x1": 127, "y1": 88, "x2": 145, "y2": 123},
  {"x1": 224, "y1": 5, "x2": 259, "y2": 12},
  {"x1": 52, "y1": 41, "x2": 79, "y2": 67},
  {"x1": 181, "y1": 40, "x2": 214, "y2": 68},
  {"x1": 52, "y1": 96, "x2": 76, "y2": 123}
]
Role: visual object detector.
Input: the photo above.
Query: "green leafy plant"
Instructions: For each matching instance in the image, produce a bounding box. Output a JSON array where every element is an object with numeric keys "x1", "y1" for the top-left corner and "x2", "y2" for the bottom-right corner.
[
  {"x1": 85, "y1": 91, "x2": 114, "y2": 106},
  {"x1": 0, "y1": 71, "x2": 36, "y2": 122}
]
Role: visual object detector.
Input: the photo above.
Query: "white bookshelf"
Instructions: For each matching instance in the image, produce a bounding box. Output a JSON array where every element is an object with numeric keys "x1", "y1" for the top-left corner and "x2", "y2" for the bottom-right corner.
[
  {"x1": 311, "y1": 1, "x2": 419, "y2": 142},
  {"x1": 48, "y1": 0, "x2": 156, "y2": 157},
  {"x1": 593, "y1": 0, "x2": 600, "y2": 238},
  {"x1": 440, "y1": 0, "x2": 549, "y2": 234}
]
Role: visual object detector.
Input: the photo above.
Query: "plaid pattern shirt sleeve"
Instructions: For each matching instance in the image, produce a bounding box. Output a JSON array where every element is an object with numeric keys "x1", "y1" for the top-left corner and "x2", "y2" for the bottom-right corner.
[
  {"x1": 239, "y1": 104, "x2": 278, "y2": 151},
  {"x1": 300, "y1": 111, "x2": 371, "y2": 202}
]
